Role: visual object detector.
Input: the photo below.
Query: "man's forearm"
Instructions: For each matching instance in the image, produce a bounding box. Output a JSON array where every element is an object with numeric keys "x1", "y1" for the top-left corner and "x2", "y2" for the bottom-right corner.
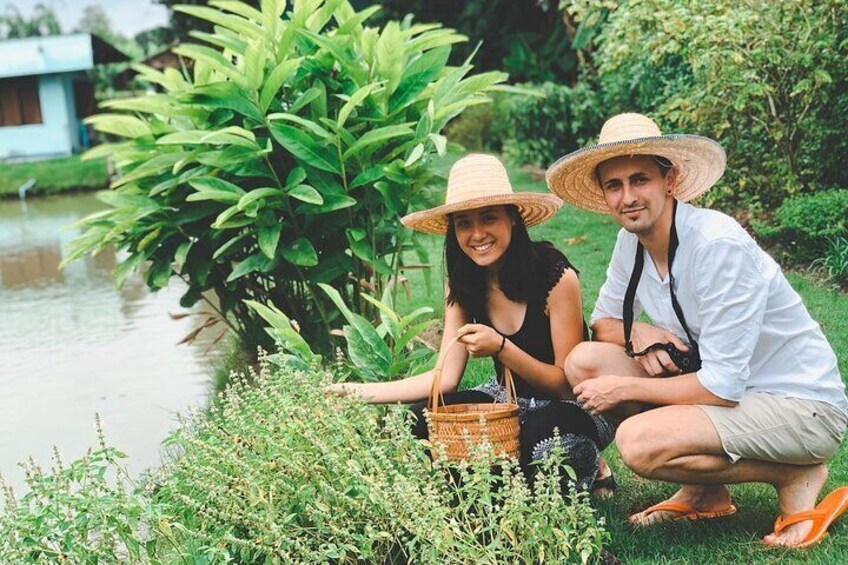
[
  {"x1": 622, "y1": 373, "x2": 737, "y2": 407},
  {"x1": 591, "y1": 318, "x2": 625, "y2": 345}
]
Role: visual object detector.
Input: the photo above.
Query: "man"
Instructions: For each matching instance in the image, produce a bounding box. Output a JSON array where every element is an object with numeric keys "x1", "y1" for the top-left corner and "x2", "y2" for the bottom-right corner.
[{"x1": 546, "y1": 113, "x2": 848, "y2": 548}]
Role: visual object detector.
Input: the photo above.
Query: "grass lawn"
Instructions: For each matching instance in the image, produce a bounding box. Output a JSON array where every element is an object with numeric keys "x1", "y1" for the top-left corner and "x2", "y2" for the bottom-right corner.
[
  {"x1": 0, "y1": 155, "x2": 108, "y2": 198},
  {"x1": 398, "y1": 161, "x2": 848, "y2": 564}
]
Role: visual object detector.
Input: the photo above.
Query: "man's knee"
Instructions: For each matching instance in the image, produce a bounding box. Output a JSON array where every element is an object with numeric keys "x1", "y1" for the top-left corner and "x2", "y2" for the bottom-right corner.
[
  {"x1": 615, "y1": 416, "x2": 664, "y2": 477},
  {"x1": 564, "y1": 342, "x2": 605, "y2": 386}
]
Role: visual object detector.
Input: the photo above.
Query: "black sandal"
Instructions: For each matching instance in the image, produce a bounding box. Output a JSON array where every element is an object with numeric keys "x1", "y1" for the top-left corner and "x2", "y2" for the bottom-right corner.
[{"x1": 591, "y1": 470, "x2": 617, "y2": 499}]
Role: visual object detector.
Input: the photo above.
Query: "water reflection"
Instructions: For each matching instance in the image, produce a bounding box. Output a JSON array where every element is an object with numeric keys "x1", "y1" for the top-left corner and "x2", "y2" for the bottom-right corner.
[{"x1": 0, "y1": 193, "x2": 221, "y2": 496}]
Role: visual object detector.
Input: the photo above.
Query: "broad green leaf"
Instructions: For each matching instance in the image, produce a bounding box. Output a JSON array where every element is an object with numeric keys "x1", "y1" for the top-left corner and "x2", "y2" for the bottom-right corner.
[
  {"x1": 288, "y1": 184, "x2": 323, "y2": 204},
  {"x1": 212, "y1": 234, "x2": 248, "y2": 259},
  {"x1": 227, "y1": 253, "x2": 271, "y2": 282},
  {"x1": 350, "y1": 166, "x2": 384, "y2": 189},
  {"x1": 173, "y1": 44, "x2": 245, "y2": 86},
  {"x1": 85, "y1": 114, "x2": 150, "y2": 138},
  {"x1": 259, "y1": 58, "x2": 302, "y2": 111},
  {"x1": 282, "y1": 237, "x2": 318, "y2": 266},
  {"x1": 267, "y1": 113, "x2": 333, "y2": 139},
  {"x1": 238, "y1": 187, "x2": 281, "y2": 210},
  {"x1": 245, "y1": 299, "x2": 318, "y2": 363},
  {"x1": 319, "y1": 283, "x2": 391, "y2": 372},
  {"x1": 404, "y1": 143, "x2": 425, "y2": 167},
  {"x1": 337, "y1": 83, "x2": 377, "y2": 128},
  {"x1": 210, "y1": 0, "x2": 264, "y2": 22},
  {"x1": 343, "y1": 125, "x2": 414, "y2": 160},
  {"x1": 297, "y1": 193, "x2": 356, "y2": 214},
  {"x1": 268, "y1": 123, "x2": 341, "y2": 173},
  {"x1": 173, "y1": 5, "x2": 259, "y2": 37},
  {"x1": 258, "y1": 223, "x2": 282, "y2": 258},
  {"x1": 428, "y1": 133, "x2": 447, "y2": 156},
  {"x1": 375, "y1": 21, "x2": 404, "y2": 96},
  {"x1": 360, "y1": 293, "x2": 400, "y2": 340},
  {"x1": 189, "y1": 176, "x2": 247, "y2": 198},
  {"x1": 186, "y1": 81, "x2": 264, "y2": 122},
  {"x1": 390, "y1": 46, "x2": 450, "y2": 112},
  {"x1": 336, "y1": 5, "x2": 381, "y2": 37}
]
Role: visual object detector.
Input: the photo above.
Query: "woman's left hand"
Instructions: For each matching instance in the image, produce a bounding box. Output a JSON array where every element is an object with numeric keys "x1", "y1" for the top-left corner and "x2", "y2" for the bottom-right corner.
[{"x1": 456, "y1": 323, "x2": 504, "y2": 358}]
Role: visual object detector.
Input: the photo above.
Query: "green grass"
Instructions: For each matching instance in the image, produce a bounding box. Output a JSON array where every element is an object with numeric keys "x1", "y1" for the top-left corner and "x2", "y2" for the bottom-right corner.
[
  {"x1": 398, "y1": 160, "x2": 848, "y2": 564},
  {"x1": 0, "y1": 155, "x2": 108, "y2": 198}
]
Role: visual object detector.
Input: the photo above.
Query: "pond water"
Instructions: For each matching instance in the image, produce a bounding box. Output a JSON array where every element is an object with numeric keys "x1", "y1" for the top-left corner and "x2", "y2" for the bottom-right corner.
[{"x1": 0, "y1": 192, "x2": 221, "y2": 496}]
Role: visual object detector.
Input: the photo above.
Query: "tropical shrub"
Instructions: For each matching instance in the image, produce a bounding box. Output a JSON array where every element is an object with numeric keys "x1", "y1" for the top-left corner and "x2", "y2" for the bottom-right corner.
[
  {"x1": 66, "y1": 0, "x2": 507, "y2": 349},
  {"x1": 563, "y1": 0, "x2": 848, "y2": 211},
  {"x1": 503, "y1": 81, "x2": 603, "y2": 167},
  {"x1": 753, "y1": 189, "x2": 848, "y2": 263},
  {"x1": 155, "y1": 353, "x2": 607, "y2": 563},
  {"x1": 247, "y1": 284, "x2": 437, "y2": 382}
]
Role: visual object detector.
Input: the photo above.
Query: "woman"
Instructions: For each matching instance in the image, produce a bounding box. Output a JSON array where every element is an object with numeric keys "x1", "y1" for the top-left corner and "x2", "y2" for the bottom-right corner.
[{"x1": 332, "y1": 154, "x2": 614, "y2": 493}]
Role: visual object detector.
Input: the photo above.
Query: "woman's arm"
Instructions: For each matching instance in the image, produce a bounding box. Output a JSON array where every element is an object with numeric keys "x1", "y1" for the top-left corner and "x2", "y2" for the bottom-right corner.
[{"x1": 329, "y1": 292, "x2": 470, "y2": 404}]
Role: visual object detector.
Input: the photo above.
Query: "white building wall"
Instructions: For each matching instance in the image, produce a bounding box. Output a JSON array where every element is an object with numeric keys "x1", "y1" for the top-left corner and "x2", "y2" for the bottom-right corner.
[{"x1": 0, "y1": 72, "x2": 80, "y2": 160}]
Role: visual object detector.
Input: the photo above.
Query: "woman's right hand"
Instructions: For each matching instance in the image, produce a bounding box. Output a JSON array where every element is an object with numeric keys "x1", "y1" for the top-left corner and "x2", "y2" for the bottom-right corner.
[{"x1": 325, "y1": 382, "x2": 359, "y2": 397}]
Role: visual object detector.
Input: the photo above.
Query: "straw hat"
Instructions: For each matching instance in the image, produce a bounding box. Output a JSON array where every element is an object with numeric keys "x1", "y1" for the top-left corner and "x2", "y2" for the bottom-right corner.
[
  {"x1": 402, "y1": 153, "x2": 562, "y2": 235},
  {"x1": 546, "y1": 113, "x2": 726, "y2": 213}
]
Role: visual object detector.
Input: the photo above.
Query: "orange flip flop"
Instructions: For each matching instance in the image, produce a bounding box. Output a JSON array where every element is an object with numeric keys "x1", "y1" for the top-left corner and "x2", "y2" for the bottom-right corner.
[
  {"x1": 771, "y1": 486, "x2": 848, "y2": 548},
  {"x1": 630, "y1": 500, "x2": 737, "y2": 526}
]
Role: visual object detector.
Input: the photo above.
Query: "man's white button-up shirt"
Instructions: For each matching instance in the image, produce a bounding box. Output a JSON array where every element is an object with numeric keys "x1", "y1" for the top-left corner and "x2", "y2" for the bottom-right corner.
[{"x1": 591, "y1": 202, "x2": 848, "y2": 415}]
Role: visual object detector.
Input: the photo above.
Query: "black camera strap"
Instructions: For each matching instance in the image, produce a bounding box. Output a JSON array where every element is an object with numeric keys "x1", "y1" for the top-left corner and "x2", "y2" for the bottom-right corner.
[{"x1": 623, "y1": 200, "x2": 697, "y2": 354}]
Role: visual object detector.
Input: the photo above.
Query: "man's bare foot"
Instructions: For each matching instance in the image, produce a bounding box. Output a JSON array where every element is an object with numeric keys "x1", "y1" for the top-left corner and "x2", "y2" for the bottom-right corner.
[
  {"x1": 630, "y1": 484, "x2": 733, "y2": 527},
  {"x1": 763, "y1": 464, "x2": 828, "y2": 547}
]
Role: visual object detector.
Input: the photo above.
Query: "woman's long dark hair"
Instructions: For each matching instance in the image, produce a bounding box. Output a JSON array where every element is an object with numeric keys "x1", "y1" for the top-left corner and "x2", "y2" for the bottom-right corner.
[{"x1": 445, "y1": 205, "x2": 541, "y2": 316}]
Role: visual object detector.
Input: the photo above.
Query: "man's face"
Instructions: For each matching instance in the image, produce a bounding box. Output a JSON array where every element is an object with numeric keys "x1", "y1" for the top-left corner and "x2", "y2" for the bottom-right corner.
[{"x1": 597, "y1": 155, "x2": 677, "y2": 236}]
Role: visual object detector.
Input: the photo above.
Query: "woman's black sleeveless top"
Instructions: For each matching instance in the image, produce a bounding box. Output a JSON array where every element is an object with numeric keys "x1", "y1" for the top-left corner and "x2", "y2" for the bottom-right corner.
[{"x1": 472, "y1": 243, "x2": 588, "y2": 400}]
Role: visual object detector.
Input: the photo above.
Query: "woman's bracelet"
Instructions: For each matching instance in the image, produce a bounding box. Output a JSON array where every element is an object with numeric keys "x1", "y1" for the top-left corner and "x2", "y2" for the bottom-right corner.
[{"x1": 495, "y1": 333, "x2": 506, "y2": 357}]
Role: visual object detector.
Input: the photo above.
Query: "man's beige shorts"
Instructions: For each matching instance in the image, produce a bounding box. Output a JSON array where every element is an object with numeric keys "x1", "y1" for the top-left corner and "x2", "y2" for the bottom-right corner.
[{"x1": 699, "y1": 392, "x2": 847, "y2": 465}]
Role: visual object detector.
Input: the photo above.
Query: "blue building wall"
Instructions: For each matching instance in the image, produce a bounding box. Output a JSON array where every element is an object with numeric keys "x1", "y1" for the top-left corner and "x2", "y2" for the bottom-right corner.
[{"x1": 0, "y1": 72, "x2": 83, "y2": 160}]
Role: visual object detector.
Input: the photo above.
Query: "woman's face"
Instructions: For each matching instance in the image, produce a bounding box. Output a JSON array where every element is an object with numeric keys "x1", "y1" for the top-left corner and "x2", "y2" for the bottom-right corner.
[{"x1": 451, "y1": 205, "x2": 515, "y2": 269}]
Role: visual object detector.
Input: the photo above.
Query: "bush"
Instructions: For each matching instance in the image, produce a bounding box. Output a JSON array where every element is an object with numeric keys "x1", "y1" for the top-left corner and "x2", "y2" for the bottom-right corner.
[
  {"x1": 813, "y1": 236, "x2": 848, "y2": 288},
  {"x1": 753, "y1": 189, "x2": 848, "y2": 262},
  {"x1": 156, "y1": 354, "x2": 607, "y2": 563},
  {"x1": 66, "y1": 0, "x2": 507, "y2": 350},
  {"x1": 0, "y1": 417, "x2": 161, "y2": 564},
  {"x1": 502, "y1": 81, "x2": 603, "y2": 168},
  {"x1": 443, "y1": 90, "x2": 512, "y2": 153}
]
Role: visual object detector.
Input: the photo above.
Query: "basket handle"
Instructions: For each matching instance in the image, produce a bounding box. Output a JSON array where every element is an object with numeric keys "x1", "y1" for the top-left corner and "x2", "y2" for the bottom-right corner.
[{"x1": 428, "y1": 332, "x2": 517, "y2": 413}]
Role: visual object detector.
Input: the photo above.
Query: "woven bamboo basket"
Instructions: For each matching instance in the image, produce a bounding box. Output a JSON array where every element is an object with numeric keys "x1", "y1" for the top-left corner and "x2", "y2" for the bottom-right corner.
[{"x1": 425, "y1": 338, "x2": 520, "y2": 461}]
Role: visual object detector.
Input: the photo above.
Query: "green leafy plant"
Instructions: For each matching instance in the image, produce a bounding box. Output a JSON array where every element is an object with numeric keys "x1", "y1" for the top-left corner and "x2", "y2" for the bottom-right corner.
[
  {"x1": 154, "y1": 353, "x2": 606, "y2": 563},
  {"x1": 753, "y1": 189, "x2": 848, "y2": 262},
  {"x1": 247, "y1": 282, "x2": 437, "y2": 382},
  {"x1": 812, "y1": 236, "x2": 848, "y2": 288},
  {"x1": 65, "y1": 0, "x2": 507, "y2": 349},
  {"x1": 0, "y1": 416, "x2": 166, "y2": 564},
  {"x1": 503, "y1": 81, "x2": 603, "y2": 167}
]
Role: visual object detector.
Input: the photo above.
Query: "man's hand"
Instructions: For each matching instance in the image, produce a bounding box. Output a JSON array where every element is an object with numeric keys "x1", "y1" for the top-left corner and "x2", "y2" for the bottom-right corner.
[
  {"x1": 631, "y1": 322, "x2": 689, "y2": 377},
  {"x1": 456, "y1": 323, "x2": 504, "y2": 358},
  {"x1": 574, "y1": 375, "x2": 632, "y2": 415}
]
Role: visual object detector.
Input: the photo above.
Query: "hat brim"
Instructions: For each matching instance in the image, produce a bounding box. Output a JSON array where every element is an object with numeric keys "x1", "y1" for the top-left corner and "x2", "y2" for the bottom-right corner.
[
  {"x1": 401, "y1": 192, "x2": 563, "y2": 235},
  {"x1": 546, "y1": 134, "x2": 726, "y2": 213}
]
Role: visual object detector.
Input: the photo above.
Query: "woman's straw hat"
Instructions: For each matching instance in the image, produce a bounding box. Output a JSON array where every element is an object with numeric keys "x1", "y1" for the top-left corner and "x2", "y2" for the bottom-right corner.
[
  {"x1": 402, "y1": 153, "x2": 562, "y2": 235},
  {"x1": 546, "y1": 113, "x2": 726, "y2": 213}
]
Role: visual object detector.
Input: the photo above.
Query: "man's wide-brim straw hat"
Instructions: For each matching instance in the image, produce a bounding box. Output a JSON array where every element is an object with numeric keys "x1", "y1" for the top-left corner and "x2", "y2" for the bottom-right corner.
[
  {"x1": 546, "y1": 113, "x2": 727, "y2": 213},
  {"x1": 402, "y1": 153, "x2": 562, "y2": 235}
]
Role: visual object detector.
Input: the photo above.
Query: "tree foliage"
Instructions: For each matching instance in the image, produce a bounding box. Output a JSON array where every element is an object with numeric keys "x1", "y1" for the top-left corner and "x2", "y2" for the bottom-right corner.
[
  {"x1": 0, "y1": 2, "x2": 61, "y2": 38},
  {"x1": 68, "y1": 0, "x2": 507, "y2": 350}
]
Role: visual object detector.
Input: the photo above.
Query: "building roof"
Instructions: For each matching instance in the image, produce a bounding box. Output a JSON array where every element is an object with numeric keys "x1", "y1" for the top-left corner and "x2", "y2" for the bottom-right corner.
[{"x1": 0, "y1": 33, "x2": 129, "y2": 80}]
